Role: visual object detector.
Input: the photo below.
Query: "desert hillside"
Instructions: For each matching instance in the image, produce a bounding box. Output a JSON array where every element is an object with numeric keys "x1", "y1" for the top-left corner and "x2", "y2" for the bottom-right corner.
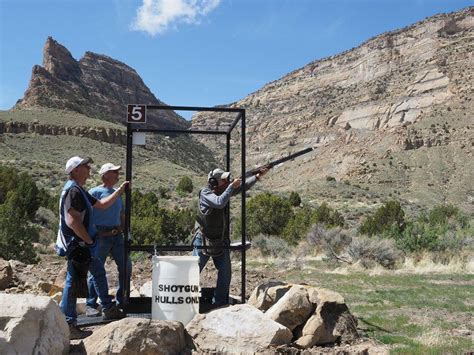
[{"x1": 192, "y1": 7, "x2": 474, "y2": 216}]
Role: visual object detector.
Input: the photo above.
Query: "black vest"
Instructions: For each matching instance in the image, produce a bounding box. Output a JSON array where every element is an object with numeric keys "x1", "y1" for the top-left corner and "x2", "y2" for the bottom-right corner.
[{"x1": 196, "y1": 189, "x2": 228, "y2": 240}]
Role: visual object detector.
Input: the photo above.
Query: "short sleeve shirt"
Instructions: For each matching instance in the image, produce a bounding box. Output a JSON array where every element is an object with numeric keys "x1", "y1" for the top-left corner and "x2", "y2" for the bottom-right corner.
[
  {"x1": 89, "y1": 186, "x2": 123, "y2": 226},
  {"x1": 63, "y1": 186, "x2": 97, "y2": 229}
]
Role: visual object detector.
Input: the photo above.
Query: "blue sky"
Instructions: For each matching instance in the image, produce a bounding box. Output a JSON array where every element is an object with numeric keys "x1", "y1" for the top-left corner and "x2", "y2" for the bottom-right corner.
[{"x1": 0, "y1": 0, "x2": 471, "y2": 118}]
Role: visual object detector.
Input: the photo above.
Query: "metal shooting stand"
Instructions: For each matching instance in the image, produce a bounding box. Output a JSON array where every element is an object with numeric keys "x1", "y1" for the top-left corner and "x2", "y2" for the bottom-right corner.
[{"x1": 122, "y1": 105, "x2": 248, "y2": 314}]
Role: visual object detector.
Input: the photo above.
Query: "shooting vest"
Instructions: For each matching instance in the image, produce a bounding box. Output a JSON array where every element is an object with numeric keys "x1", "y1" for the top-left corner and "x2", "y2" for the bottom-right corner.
[
  {"x1": 55, "y1": 180, "x2": 96, "y2": 257},
  {"x1": 196, "y1": 189, "x2": 227, "y2": 241}
]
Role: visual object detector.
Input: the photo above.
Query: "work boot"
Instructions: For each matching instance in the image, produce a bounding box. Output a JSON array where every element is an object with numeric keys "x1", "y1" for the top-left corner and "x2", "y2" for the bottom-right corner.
[
  {"x1": 85, "y1": 305, "x2": 101, "y2": 317},
  {"x1": 102, "y1": 304, "x2": 126, "y2": 321},
  {"x1": 69, "y1": 324, "x2": 92, "y2": 340}
]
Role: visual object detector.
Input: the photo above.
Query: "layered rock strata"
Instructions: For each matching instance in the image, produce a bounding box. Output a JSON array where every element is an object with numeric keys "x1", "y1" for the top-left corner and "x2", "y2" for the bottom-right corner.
[{"x1": 16, "y1": 37, "x2": 189, "y2": 130}]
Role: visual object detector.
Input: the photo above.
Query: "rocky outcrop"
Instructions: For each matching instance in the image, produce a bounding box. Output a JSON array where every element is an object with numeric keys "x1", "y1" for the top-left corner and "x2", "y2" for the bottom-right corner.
[
  {"x1": 83, "y1": 318, "x2": 186, "y2": 355},
  {"x1": 16, "y1": 37, "x2": 189, "y2": 130},
  {"x1": 0, "y1": 120, "x2": 126, "y2": 145},
  {"x1": 0, "y1": 293, "x2": 69, "y2": 354},
  {"x1": 191, "y1": 7, "x2": 474, "y2": 213}
]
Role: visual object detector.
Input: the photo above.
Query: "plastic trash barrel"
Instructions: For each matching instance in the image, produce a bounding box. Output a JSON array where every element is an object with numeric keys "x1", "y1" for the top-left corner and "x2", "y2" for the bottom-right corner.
[{"x1": 152, "y1": 255, "x2": 200, "y2": 325}]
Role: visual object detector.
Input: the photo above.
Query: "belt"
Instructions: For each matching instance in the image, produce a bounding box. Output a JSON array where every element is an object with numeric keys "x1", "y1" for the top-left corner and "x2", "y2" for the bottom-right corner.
[{"x1": 97, "y1": 226, "x2": 122, "y2": 237}]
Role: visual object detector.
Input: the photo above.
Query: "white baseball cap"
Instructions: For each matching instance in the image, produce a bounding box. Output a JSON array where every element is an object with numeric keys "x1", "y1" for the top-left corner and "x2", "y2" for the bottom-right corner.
[
  {"x1": 208, "y1": 168, "x2": 231, "y2": 181},
  {"x1": 99, "y1": 163, "x2": 121, "y2": 176},
  {"x1": 65, "y1": 156, "x2": 93, "y2": 174}
]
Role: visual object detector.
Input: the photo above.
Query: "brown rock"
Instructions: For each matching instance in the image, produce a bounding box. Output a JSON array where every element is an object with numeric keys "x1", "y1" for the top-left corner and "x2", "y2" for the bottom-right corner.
[
  {"x1": 83, "y1": 317, "x2": 186, "y2": 355},
  {"x1": 0, "y1": 258, "x2": 13, "y2": 290}
]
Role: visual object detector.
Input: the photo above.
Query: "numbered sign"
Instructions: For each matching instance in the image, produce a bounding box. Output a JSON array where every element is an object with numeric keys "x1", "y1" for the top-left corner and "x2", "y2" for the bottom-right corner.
[{"x1": 127, "y1": 104, "x2": 146, "y2": 123}]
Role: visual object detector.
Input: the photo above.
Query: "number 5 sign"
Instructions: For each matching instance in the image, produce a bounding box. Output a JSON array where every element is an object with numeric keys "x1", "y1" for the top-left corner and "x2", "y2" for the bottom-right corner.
[{"x1": 127, "y1": 104, "x2": 146, "y2": 123}]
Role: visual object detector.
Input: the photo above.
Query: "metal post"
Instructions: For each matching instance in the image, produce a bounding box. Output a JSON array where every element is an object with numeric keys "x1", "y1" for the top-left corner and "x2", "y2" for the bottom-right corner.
[
  {"x1": 240, "y1": 110, "x2": 246, "y2": 303},
  {"x1": 123, "y1": 123, "x2": 133, "y2": 305}
]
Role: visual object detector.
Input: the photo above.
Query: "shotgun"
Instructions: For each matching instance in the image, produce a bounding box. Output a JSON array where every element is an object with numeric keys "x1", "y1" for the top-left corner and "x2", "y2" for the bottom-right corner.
[{"x1": 245, "y1": 147, "x2": 314, "y2": 177}]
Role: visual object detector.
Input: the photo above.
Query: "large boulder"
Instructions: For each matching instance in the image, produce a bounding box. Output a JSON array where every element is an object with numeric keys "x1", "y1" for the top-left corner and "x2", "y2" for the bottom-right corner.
[
  {"x1": 0, "y1": 293, "x2": 69, "y2": 354},
  {"x1": 295, "y1": 287, "x2": 359, "y2": 347},
  {"x1": 0, "y1": 258, "x2": 12, "y2": 290},
  {"x1": 186, "y1": 304, "x2": 292, "y2": 353},
  {"x1": 265, "y1": 285, "x2": 313, "y2": 331},
  {"x1": 83, "y1": 317, "x2": 186, "y2": 355},
  {"x1": 248, "y1": 280, "x2": 291, "y2": 311}
]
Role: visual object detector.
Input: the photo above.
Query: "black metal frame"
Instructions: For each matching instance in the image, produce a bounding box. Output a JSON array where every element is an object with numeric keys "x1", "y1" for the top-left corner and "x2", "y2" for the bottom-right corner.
[{"x1": 123, "y1": 105, "x2": 247, "y2": 312}]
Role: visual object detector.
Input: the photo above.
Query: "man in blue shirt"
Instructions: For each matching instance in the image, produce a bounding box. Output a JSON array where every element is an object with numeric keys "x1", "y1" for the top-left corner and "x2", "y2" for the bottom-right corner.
[
  {"x1": 56, "y1": 156, "x2": 128, "y2": 339},
  {"x1": 85, "y1": 163, "x2": 132, "y2": 317}
]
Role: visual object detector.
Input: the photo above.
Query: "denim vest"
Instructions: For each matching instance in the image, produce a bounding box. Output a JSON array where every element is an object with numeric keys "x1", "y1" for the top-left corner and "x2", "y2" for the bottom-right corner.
[{"x1": 55, "y1": 180, "x2": 96, "y2": 257}]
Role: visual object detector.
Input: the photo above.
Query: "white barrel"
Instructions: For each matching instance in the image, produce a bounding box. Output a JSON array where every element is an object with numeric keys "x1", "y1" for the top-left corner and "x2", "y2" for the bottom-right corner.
[{"x1": 152, "y1": 255, "x2": 200, "y2": 325}]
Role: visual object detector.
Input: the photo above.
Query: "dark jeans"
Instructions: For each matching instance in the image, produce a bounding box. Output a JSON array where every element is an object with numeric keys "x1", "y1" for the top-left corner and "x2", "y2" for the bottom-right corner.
[
  {"x1": 192, "y1": 233, "x2": 231, "y2": 306},
  {"x1": 60, "y1": 246, "x2": 114, "y2": 324},
  {"x1": 86, "y1": 232, "x2": 132, "y2": 308}
]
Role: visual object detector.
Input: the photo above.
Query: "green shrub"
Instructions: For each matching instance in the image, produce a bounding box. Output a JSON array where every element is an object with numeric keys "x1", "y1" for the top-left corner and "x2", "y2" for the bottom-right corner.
[
  {"x1": 313, "y1": 202, "x2": 345, "y2": 227},
  {"x1": 359, "y1": 200, "x2": 405, "y2": 236},
  {"x1": 158, "y1": 186, "x2": 171, "y2": 199},
  {"x1": 282, "y1": 206, "x2": 313, "y2": 244},
  {"x1": 393, "y1": 204, "x2": 472, "y2": 253},
  {"x1": 131, "y1": 216, "x2": 166, "y2": 245},
  {"x1": 131, "y1": 190, "x2": 160, "y2": 218},
  {"x1": 288, "y1": 191, "x2": 301, "y2": 207},
  {"x1": 427, "y1": 204, "x2": 468, "y2": 227},
  {"x1": 0, "y1": 192, "x2": 39, "y2": 263},
  {"x1": 0, "y1": 166, "x2": 41, "y2": 220},
  {"x1": 247, "y1": 192, "x2": 293, "y2": 237},
  {"x1": 130, "y1": 189, "x2": 195, "y2": 245},
  {"x1": 176, "y1": 176, "x2": 193, "y2": 195},
  {"x1": 38, "y1": 188, "x2": 58, "y2": 215},
  {"x1": 0, "y1": 165, "x2": 46, "y2": 263}
]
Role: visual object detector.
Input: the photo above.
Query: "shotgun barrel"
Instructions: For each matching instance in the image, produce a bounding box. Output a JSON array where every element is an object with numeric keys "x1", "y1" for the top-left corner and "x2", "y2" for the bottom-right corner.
[{"x1": 246, "y1": 147, "x2": 314, "y2": 176}]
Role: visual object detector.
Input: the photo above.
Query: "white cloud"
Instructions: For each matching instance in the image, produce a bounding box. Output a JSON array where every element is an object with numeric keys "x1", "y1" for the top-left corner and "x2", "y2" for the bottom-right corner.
[{"x1": 131, "y1": 0, "x2": 221, "y2": 36}]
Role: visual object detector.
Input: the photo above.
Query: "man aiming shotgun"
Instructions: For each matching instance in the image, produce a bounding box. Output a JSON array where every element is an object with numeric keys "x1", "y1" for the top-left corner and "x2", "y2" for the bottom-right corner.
[{"x1": 192, "y1": 147, "x2": 313, "y2": 307}]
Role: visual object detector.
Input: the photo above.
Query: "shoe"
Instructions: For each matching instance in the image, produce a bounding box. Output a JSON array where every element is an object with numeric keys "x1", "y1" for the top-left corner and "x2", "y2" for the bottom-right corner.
[
  {"x1": 85, "y1": 305, "x2": 101, "y2": 317},
  {"x1": 102, "y1": 304, "x2": 126, "y2": 321},
  {"x1": 69, "y1": 324, "x2": 93, "y2": 340}
]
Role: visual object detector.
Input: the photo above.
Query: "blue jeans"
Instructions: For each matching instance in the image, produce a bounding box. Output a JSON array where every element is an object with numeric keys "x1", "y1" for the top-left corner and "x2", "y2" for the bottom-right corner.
[
  {"x1": 193, "y1": 233, "x2": 231, "y2": 306},
  {"x1": 86, "y1": 232, "x2": 132, "y2": 308},
  {"x1": 60, "y1": 245, "x2": 114, "y2": 324}
]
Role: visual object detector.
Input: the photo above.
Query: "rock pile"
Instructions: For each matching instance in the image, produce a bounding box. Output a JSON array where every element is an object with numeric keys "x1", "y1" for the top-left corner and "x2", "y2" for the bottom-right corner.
[
  {"x1": 248, "y1": 281, "x2": 359, "y2": 348},
  {"x1": 0, "y1": 279, "x2": 361, "y2": 354}
]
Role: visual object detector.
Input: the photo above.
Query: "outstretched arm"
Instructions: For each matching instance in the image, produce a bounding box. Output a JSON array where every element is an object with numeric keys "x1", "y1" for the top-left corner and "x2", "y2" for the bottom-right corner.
[{"x1": 94, "y1": 181, "x2": 129, "y2": 209}]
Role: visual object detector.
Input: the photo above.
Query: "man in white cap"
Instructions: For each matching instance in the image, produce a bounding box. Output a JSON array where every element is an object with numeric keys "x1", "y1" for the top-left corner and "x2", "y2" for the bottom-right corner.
[
  {"x1": 56, "y1": 156, "x2": 129, "y2": 339},
  {"x1": 85, "y1": 163, "x2": 132, "y2": 317},
  {"x1": 192, "y1": 167, "x2": 268, "y2": 307}
]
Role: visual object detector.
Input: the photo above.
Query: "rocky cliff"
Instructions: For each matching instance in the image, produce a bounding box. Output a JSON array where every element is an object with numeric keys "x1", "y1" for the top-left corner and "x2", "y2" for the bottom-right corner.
[
  {"x1": 192, "y1": 7, "x2": 474, "y2": 214},
  {"x1": 15, "y1": 37, "x2": 189, "y2": 130}
]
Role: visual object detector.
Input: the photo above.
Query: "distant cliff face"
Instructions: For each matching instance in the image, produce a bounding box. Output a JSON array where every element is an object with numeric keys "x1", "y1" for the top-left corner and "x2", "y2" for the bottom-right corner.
[
  {"x1": 192, "y1": 7, "x2": 474, "y2": 214},
  {"x1": 16, "y1": 37, "x2": 189, "y2": 130}
]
